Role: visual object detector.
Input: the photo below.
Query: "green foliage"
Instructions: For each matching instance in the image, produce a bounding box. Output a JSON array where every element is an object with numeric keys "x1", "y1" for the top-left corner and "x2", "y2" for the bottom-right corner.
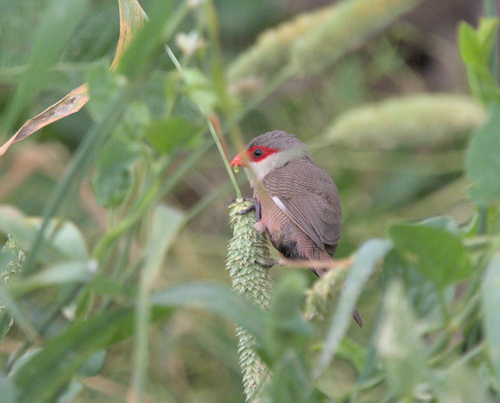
[
  {"x1": 466, "y1": 102, "x2": 500, "y2": 207},
  {"x1": 92, "y1": 137, "x2": 142, "y2": 208},
  {"x1": 388, "y1": 222, "x2": 472, "y2": 289},
  {"x1": 0, "y1": 0, "x2": 499, "y2": 402},
  {"x1": 459, "y1": 18, "x2": 500, "y2": 105}
]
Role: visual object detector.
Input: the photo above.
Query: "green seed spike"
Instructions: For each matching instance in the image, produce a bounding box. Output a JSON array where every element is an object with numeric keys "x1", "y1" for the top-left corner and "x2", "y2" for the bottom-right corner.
[{"x1": 226, "y1": 199, "x2": 273, "y2": 401}]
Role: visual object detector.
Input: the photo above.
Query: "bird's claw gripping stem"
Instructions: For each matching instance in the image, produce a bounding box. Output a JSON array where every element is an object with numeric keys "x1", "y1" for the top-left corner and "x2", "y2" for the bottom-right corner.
[
  {"x1": 255, "y1": 257, "x2": 278, "y2": 268},
  {"x1": 225, "y1": 197, "x2": 261, "y2": 223}
]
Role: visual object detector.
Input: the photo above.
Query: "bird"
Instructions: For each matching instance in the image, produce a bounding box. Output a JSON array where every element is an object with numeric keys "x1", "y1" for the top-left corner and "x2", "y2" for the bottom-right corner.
[{"x1": 230, "y1": 130, "x2": 362, "y2": 327}]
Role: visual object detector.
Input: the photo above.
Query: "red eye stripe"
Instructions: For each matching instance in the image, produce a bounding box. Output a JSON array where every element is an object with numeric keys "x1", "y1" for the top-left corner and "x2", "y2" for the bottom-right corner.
[{"x1": 247, "y1": 146, "x2": 279, "y2": 162}]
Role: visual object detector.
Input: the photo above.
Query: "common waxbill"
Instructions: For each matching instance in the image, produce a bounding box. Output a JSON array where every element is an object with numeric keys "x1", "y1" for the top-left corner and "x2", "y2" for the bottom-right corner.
[{"x1": 230, "y1": 130, "x2": 362, "y2": 327}]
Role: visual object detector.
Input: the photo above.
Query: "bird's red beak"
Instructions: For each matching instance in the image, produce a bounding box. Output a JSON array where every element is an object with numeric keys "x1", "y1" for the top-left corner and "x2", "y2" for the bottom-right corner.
[{"x1": 230, "y1": 152, "x2": 246, "y2": 167}]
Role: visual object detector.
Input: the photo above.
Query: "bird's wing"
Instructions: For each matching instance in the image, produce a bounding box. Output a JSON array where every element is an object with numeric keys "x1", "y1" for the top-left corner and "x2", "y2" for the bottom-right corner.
[{"x1": 263, "y1": 158, "x2": 341, "y2": 250}]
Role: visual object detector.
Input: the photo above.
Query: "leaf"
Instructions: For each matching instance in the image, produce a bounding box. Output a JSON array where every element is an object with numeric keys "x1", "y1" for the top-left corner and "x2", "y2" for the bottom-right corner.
[
  {"x1": 55, "y1": 380, "x2": 83, "y2": 403},
  {"x1": 430, "y1": 362, "x2": 492, "y2": 403},
  {"x1": 0, "y1": 206, "x2": 89, "y2": 264},
  {"x1": 458, "y1": 18, "x2": 500, "y2": 105},
  {"x1": 182, "y1": 69, "x2": 219, "y2": 114},
  {"x1": 145, "y1": 117, "x2": 201, "y2": 154},
  {"x1": 0, "y1": 0, "x2": 147, "y2": 156},
  {"x1": 85, "y1": 62, "x2": 127, "y2": 121},
  {"x1": 91, "y1": 137, "x2": 141, "y2": 208},
  {"x1": 10, "y1": 308, "x2": 138, "y2": 403},
  {"x1": 466, "y1": 102, "x2": 500, "y2": 207},
  {"x1": 8, "y1": 261, "x2": 97, "y2": 295},
  {"x1": 110, "y1": 0, "x2": 147, "y2": 71},
  {"x1": 78, "y1": 350, "x2": 106, "y2": 377},
  {"x1": 377, "y1": 281, "x2": 427, "y2": 399},
  {"x1": 0, "y1": 282, "x2": 39, "y2": 344},
  {"x1": 419, "y1": 216, "x2": 459, "y2": 234},
  {"x1": 0, "y1": 84, "x2": 90, "y2": 157},
  {"x1": 150, "y1": 283, "x2": 268, "y2": 343},
  {"x1": 476, "y1": 19, "x2": 500, "y2": 64},
  {"x1": 314, "y1": 239, "x2": 393, "y2": 377},
  {"x1": 458, "y1": 22, "x2": 483, "y2": 66},
  {"x1": 388, "y1": 223, "x2": 472, "y2": 288},
  {"x1": 481, "y1": 255, "x2": 500, "y2": 387},
  {"x1": 0, "y1": 376, "x2": 18, "y2": 403}
]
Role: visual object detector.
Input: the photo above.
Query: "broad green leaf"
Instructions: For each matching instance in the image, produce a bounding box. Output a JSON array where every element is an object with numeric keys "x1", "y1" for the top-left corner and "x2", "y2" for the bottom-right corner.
[
  {"x1": 314, "y1": 239, "x2": 393, "y2": 377},
  {"x1": 481, "y1": 255, "x2": 500, "y2": 386},
  {"x1": 150, "y1": 283, "x2": 268, "y2": 346},
  {"x1": 476, "y1": 18, "x2": 500, "y2": 62},
  {"x1": 466, "y1": 65, "x2": 500, "y2": 105},
  {"x1": 337, "y1": 337, "x2": 367, "y2": 374},
  {"x1": 145, "y1": 117, "x2": 201, "y2": 154},
  {"x1": 466, "y1": 102, "x2": 500, "y2": 207},
  {"x1": 182, "y1": 69, "x2": 219, "y2": 114},
  {"x1": 0, "y1": 207, "x2": 89, "y2": 264},
  {"x1": 86, "y1": 62, "x2": 127, "y2": 122},
  {"x1": 0, "y1": 283, "x2": 38, "y2": 343},
  {"x1": 78, "y1": 350, "x2": 106, "y2": 377},
  {"x1": 121, "y1": 101, "x2": 151, "y2": 141},
  {"x1": 56, "y1": 380, "x2": 83, "y2": 403},
  {"x1": 46, "y1": 220, "x2": 89, "y2": 261},
  {"x1": 91, "y1": 136, "x2": 142, "y2": 208},
  {"x1": 8, "y1": 261, "x2": 96, "y2": 295},
  {"x1": 388, "y1": 223, "x2": 472, "y2": 288},
  {"x1": 459, "y1": 19, "x2": 500, "y2": 105},
  {"x1": 431, "y1": 362, "x2": 492, "y2": 403},
  {"x1": 458, "y1": 22, "x2": 482, "y2": 66},
  {"x1": 11, "y1": 308, "x2": 138, "y2": 403},
  {"x1": 0, "y1": 376, "x2": 17, "y2": 403},
  {"x1": 377, "y1": 281, "x2": 427, "y2": 399},
  {"x1": 419, "y1": 216, "x2": 459, "y2": 234}
]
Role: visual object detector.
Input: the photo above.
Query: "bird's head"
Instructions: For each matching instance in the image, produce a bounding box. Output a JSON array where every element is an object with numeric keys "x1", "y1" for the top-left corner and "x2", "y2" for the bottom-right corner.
[{"x1": 230, "y1": 130, "x2": 310, "y2": 186}]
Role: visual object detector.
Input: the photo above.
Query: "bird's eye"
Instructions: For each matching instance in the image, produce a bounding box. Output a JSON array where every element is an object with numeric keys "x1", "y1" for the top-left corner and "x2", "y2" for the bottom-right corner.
[{"x1": 252, "y1": 148, "x2": 264, "y2": 159}]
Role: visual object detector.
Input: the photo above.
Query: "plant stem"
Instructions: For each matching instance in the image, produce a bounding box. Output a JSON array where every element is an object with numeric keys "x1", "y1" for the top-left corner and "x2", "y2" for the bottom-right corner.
[
  {"x1": 165, "y1": 45, "x2": 242, "y2": 200},
  {"x1": 437, "y1": 289, "x2": 451, "y2": 325}
]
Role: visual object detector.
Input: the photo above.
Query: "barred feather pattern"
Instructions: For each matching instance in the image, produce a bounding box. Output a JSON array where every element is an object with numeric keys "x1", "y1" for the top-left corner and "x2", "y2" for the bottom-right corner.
[{"x1": 227, "y1": 200, "x2": 273, "y2": 401}]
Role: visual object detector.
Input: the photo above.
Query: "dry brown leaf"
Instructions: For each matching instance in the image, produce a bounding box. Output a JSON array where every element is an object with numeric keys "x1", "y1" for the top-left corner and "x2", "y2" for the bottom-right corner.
[
  {"x1": 0, "y1": 0, "x2": 147, "y2": 157},
  {"x1": 0, "y1": 84, "x2": 89, "y2": 157}
]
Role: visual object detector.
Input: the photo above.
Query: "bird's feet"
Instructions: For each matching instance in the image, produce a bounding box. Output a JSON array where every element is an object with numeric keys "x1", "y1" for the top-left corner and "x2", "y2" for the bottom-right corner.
[
  {"x1": 255, "y1": 257, "x2": 279, "y2": 268},
  {"x1": 225, "y1": 197, "x2": 261, "y2": 223},
  {"x1": 255, "y1": 257, "x2": 287, "y2": 268}
]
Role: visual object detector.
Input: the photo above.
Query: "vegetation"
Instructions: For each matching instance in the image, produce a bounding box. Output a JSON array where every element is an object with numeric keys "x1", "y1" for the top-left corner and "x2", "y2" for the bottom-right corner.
[{"x1": 0, "y1": 0, "x2": 499, "y2": 402}]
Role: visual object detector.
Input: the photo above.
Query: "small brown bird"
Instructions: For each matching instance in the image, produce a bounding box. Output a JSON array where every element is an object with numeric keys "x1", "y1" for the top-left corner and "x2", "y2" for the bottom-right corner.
[{"x1": 231, "y1": 130, "x2": 362, "y2": 327}]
